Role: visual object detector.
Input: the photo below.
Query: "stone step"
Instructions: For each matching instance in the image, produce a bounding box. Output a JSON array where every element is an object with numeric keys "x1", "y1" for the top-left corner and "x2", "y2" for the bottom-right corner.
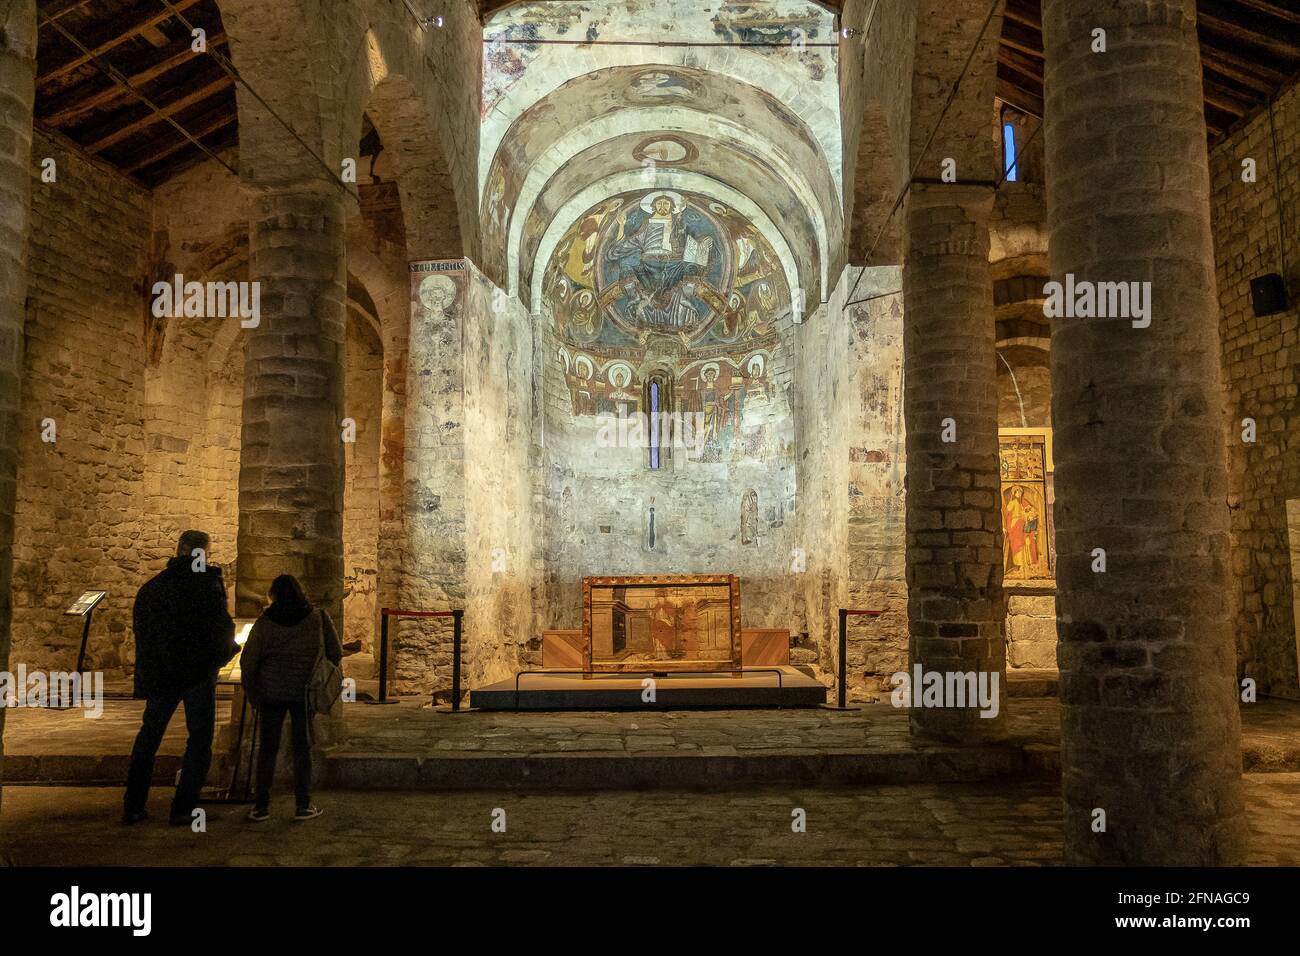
[
  {"x1": 321, "y1": 745, "x2": 1027, "y2": 791},
  {"x1": 1007, "y1": 669, "x2": 1059, "y2": 698},
  {"x1": 2, "y1": 753, "x2": 232, "y2": 786}
]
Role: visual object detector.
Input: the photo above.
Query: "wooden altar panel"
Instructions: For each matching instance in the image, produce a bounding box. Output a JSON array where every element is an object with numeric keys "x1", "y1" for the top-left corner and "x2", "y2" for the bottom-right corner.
[
  {"x1": 741, "y1": 628, "x2": 790, "y2": 666},
  {"x1": 582, "y1": 575, "x2": 742, "y2": 673},
  {"x1": 542, "y1": 630, "x2": 584, "y2": 668}
]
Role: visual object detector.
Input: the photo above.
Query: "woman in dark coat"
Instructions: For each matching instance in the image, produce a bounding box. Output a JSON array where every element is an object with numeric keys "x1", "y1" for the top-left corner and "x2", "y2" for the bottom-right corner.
[{"x1": 240, "y1": 574, "x2": 342, "y2": 821}]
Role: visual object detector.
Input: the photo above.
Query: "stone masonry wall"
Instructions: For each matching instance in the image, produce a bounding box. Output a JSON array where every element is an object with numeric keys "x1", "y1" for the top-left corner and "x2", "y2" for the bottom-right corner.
[
  {"x1": 0, "y1": 0, "x2": 36, "y2": 807},
  {"x1": 1210, "y1": 77, "x2": 1300, "y2": 697},
  {"x1": 462, "y1": 266, "x2": 536, "y2": 689},
  {"x1": 13, "y1": 131, "x2": 150, "y2": 675},
  {"x1": 343, "y1": 315, "x2": 383, "y2": 655},
  {"x1": 794, "y1": 265, "x2": 908, "y2": 699}
]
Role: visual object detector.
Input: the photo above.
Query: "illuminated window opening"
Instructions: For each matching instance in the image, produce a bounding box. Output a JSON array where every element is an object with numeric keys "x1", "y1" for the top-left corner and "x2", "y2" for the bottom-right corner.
[{"x1": 1003, "y1": 122, "x2": 1018, "y2": 182}]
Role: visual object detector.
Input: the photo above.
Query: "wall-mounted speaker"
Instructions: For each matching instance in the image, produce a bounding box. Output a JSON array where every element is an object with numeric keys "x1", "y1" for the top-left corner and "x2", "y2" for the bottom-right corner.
[{"x1": 1250, "y1": 273, "x2": 1288, "y2": 317}]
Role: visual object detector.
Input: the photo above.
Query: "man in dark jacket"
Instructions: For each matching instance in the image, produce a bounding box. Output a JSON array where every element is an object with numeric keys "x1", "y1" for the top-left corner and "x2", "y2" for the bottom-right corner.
[{"x1": 123, "y1": 529, "x2": 237, "y2": 825}]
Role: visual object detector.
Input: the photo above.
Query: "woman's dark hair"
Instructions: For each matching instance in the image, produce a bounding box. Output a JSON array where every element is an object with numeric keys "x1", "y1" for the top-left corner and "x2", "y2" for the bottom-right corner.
[{"x1": 267, "y1": 574, "x2": 312, "y2": 616}]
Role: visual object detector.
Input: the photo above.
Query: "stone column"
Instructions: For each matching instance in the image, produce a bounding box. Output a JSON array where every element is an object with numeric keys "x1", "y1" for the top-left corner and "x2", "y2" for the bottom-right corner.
[
  {"x1": 375, "y1": 313, "x2": 407, "y2": 683},
  {"x1": 236, "y1": 183, "x2": 347, "y2": 628},
  {"x1": 0, "y1": 0, "x2": 35, "y2": 814},
  {"x1": 1043, "y1": 0, "x2": 1246, "y2": 865},
  {"x1": 902, "y1": 182, "x2": 1007, "y2": 742}
]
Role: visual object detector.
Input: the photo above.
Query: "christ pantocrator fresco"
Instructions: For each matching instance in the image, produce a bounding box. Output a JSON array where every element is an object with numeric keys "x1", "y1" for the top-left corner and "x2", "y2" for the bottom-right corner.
[
  {"x1": 547, "y1": 188, "x2": 787, "y2": 349},
  {"x1": 545, "y1": 189, "x2": 789, "y2": 463}
]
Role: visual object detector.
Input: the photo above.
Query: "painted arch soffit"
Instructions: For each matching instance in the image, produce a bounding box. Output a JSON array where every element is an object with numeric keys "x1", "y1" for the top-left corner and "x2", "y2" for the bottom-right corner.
[
  {"x1": 478, "y1": 30, "x2": 843, "y2": 202},
  {"x1": 511, "y1": 125, "x2": 829, "y2": 306},
  {"x1": 481, "y1": 64, "x2": 841, "y2": 275}
]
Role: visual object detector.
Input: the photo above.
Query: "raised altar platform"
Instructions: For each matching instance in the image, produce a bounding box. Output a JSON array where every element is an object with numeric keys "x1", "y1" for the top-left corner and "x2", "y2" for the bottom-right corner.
[
  {"x1": 472, "y1": 574, "x2": 819, "y2": 711},
  {"x1": 469, "y1": 666, "x2": 826, "y2": 711}
]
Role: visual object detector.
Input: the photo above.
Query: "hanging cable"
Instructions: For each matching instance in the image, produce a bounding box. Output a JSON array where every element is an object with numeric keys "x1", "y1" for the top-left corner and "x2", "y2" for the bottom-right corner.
[{"x1": 998, "y1": 350, "x2": 1028, "y2": 428}]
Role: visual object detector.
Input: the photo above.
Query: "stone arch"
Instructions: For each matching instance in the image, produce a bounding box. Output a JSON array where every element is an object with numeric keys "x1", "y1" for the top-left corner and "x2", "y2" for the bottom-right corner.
[
  {"x1": 358, "y1": 26, "x2": 467, "y2": 260},
  {"x1": 507, "y1": 111, "x2": 831, "y2": 302},
  {"x1": 481, "y1": 64, "x2": 842, "y2": 299},
  {"x1": 342, "y1": 279, "x2": 385, "y2": 660},
  {"x1": 479, "y1": 43, "x2": 843, "y2": 203}
]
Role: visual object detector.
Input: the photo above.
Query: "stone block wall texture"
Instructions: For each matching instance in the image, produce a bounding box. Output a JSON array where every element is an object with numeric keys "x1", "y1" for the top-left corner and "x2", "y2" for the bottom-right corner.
[
  {"x1": 795, "y1": 265, "x2": 909, "y2": 698},
  {"x1": 141, "y1": 160, "x2": 249, "y2": 618},
  {"x1": 462, "y1": 265, "x2": 536, "y2": 691},
  {"x1": 844, "y1": 269, "x2": 909, "y2": 692},
  {"x1": 792, "y1": 293, "x2": 850, "y2": 688},
  {"x1": 0, "y1": 0, "x2": 35, "y2": 807},
  {"x1": 236, "y1": 185, "x2": 348, "y2": 629},
  {"x1": 1209, "y1": 76, "x2": 1300, "y2": 698},
  {"x1": 397, "y1": 261, "x2": 537, "y2": 698},
  {"x1": 13, "y1": 130, "x2": 150, "y2": 676},
  {"x1": 902, "y1": 183, "x2": 1007, "y2": 741},
  {"x1": 343, "y1": 315, "x2": 383, "y2": 654},
  {"x1": 1043, "y1": 0, "x2": 1245, "y2": 865},
  {"x1": 841, "y1": 0, "x2": 916, "y2": 266}
]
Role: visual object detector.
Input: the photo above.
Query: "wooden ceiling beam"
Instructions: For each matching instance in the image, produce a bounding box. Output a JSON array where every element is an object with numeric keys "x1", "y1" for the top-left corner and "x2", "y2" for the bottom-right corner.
[
  {"x1": 120, "y1": 106, "x2": 236, "y2": 172},
  {"x1": 1002, "y1": 1, "x2": 1042, "y2": 32},
  {"x1": 1001, "y1": 20, "x2": 1044, "y2": 60},
  {"x1": 42, "y1": 32, "x2": 228, "y2": 127},
  {"x1": 1197, "y1": 1, "x2": 1300, "y2": 64},
  {"x1": 1200, "y1": 45, "x2": 1286, "y2": 94},
  {"x1": 997, "y1": 73, "x2": 1044, "y2": 119},
  {"x1": 1202, "y1": 75, "x2": 1256, "y2": 116},
  {"x1": 38, "y1": 0, "x2": 93, "y2": 22},
  {"x1": 1221, "y1": 0, "x2": 1300, "y2": 29},
  {"x1": 38, "y1": 0, "x2": 203, "y2": 87},
  {"x1": 83, "y1": 73, "x2": 233, "y2": 153},
  {"x1": 135, "y1": 123, "x2": 238, "y2": 186},
  {"x1": 998, "y1": 46, "x2": 1045, "y2": 86}
]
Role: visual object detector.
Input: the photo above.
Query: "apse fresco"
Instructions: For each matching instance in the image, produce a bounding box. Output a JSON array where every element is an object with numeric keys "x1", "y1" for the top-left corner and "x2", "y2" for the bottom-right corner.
[
  {"x1": 546, "y1": 188, "x2": 787, "y2": 349},
  {"x1": 545, "y1": 188, "x2": 789, "y2": 463}
]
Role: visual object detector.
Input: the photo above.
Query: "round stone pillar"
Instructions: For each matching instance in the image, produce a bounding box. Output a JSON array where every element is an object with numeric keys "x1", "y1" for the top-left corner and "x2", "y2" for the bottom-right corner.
[
  {"x1": 0, "y1": 0, "x2": 34, "y2": 813},
  {"x1": 236, "y1": 183, "x2": 348, "y2": 628},
  {"x1": 902, "y1": 182, "x2": 1007, "y2": 742},
  {"x1": 1043, "y1": 0, "x2": 1246, "y2": 864}
]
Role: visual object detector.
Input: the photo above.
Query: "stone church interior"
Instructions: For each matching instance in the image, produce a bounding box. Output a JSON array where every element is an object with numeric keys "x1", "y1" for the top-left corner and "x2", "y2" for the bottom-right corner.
[{"x1": 0, "y1": 0, "x2": 1298, "y2": 881}]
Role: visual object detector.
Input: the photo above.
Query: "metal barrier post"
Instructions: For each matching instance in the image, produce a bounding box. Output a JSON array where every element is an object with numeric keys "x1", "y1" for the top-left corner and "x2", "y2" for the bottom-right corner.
[
  {"x1": 378, "y1": 611, "x2": 390, "y2": 702},
  {"x1": 838, "y1": 607, "x2": 848, "y2": 709},
  {"x1": 451, "y1": 609, "x2": 464, "y2": 711}
]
